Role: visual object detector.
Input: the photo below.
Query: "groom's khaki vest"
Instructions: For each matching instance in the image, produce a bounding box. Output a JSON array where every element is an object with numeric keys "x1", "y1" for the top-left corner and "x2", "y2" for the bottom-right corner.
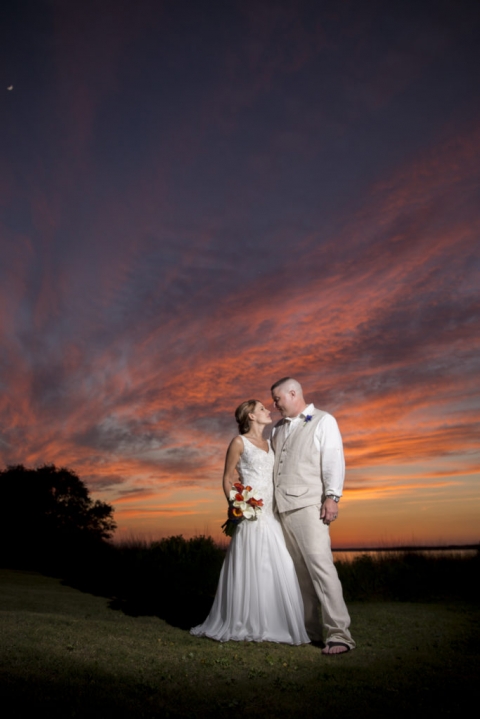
[{"x1": 272, "y1": 409, "x2": 327, "y2": 513}]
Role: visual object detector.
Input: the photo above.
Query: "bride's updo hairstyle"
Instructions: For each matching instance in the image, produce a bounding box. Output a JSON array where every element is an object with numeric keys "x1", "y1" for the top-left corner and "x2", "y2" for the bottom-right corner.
[{"x1": 235, "y1": 400, "x2": 259, "y2": 435}]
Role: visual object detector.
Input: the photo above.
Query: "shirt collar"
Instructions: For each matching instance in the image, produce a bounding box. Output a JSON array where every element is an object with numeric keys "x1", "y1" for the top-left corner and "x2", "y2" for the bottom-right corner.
[
  {"x1": 300, "y1": 403, "x2": 315, "y2": 418},
  {"x1": 285, "y1": 403, "x2": 314, "y2": 422}
]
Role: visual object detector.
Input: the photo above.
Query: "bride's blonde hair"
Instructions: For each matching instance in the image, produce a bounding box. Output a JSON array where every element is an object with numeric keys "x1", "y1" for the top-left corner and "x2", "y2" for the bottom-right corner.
[{"x1": 235, "y1": 400, "x2": 259, "y2": 435}]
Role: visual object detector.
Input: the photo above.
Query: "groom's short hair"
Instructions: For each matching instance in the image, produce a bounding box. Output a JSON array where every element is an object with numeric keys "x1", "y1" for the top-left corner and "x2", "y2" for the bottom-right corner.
[{"x1": 271, "y1": 377, "x2": 303, "y2": 394}]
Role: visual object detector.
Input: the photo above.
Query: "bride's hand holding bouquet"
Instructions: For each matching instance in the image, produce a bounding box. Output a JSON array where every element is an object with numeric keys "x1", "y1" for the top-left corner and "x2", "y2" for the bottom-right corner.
[{"x1": 221, "y1": 482, "x2": 264, "y2": 537}]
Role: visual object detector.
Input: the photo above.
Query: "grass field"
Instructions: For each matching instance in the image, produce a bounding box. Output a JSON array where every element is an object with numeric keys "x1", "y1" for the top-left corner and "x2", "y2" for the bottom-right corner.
[{"x1": 1, "y1": 569, "x2": 479, "y2": 717}]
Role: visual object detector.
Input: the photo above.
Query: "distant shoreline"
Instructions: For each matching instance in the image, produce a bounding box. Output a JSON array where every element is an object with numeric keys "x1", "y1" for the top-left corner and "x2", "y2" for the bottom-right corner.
[{"x1": 332, "y1": 543, "x2": 479, "y2": 552}]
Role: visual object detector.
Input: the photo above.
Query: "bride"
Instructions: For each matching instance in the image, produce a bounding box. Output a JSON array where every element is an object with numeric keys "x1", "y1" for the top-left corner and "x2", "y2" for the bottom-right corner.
[{"x1": 190, "y1": 399, "x2": 309, "y2": 644}]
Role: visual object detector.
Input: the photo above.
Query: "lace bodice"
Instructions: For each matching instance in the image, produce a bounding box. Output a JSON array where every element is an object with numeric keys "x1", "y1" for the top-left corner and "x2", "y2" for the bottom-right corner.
[{"x1": 236, "y1": 435, "x2": 275, "y2": 515}]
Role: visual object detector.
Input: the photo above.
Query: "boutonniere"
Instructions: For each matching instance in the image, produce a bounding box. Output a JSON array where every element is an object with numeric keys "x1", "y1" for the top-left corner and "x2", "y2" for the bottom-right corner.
[{"x1": 303, "y1": 415, "x2": 313, "y2": 426}]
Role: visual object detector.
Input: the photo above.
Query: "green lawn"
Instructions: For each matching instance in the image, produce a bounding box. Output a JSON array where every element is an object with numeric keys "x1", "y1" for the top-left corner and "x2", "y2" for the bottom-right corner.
[{"x1": 1, "y1": 569, "x2": 479, "y2": 717}]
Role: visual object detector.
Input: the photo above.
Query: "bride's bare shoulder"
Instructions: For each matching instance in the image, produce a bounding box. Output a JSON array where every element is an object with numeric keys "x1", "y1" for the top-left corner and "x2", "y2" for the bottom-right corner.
[
  {"x1": 226, "y1": 435, "x2": 244, "y2": 456},
  {"x1": 229, "y1": 435, "x2": 244, "y2": 450}
]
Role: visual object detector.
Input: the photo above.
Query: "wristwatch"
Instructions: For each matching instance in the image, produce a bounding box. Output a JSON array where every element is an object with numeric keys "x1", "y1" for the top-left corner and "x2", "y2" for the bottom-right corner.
[{"x1": 326, "y1": 494, "x2": 340, "y2": 503}]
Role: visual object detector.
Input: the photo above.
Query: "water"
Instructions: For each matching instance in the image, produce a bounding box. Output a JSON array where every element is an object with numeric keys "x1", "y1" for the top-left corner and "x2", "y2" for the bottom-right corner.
[{"x1": 332, "y1": 548, "x2": 478, "y2": 563}]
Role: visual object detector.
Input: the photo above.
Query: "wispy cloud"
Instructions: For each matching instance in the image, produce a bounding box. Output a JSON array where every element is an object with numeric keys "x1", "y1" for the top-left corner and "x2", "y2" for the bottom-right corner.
[{"x1": 1, "y1": 0, "x2": 479, "y2": 544}]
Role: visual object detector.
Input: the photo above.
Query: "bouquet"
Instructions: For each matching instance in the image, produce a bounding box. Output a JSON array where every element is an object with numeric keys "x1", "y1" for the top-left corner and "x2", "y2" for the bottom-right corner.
[{"x1": 221, "y1": 482, "x2": 264, "y2": 537}]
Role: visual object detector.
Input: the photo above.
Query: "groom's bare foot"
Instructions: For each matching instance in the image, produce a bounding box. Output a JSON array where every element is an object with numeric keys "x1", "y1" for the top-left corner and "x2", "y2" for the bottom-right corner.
[{"x1": 321, "y1": 642, "x2": 350, "y2": 655}]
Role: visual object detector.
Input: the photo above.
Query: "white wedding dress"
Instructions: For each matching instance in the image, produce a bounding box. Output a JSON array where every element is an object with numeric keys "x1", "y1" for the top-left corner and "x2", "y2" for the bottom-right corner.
[{"x1": 190, "y1": 436, "x2": 309, "y2": 644}]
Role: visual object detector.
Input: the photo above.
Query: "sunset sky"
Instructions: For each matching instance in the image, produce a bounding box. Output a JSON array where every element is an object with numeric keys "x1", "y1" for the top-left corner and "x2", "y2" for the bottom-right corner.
[{"x1": 1, "y1": 0, "x2": 479, "y2": 547}]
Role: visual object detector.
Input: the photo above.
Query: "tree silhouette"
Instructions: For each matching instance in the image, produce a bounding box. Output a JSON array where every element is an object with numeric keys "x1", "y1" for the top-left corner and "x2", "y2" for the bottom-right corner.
[{"x1": 0, "y1": 464, "x2": 116, "y2": 569}]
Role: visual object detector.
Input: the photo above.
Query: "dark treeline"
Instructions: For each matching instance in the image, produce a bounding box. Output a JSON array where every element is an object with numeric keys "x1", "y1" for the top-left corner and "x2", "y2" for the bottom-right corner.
[
  {"x1": 0, "y1": 464, "x2": 115, "y2": 571},
  {"x1": 0, "y1": 464, "x2": 224, "y2": 628},
  {"x1": 1, "y1": 464, "x2": 478, "y2": 629}
]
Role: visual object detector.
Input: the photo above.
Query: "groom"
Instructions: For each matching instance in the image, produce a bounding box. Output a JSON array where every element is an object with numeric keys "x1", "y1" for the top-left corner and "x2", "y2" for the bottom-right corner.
[{"x1": 271, "y1": 377, "x2": 355, "y2": 654}]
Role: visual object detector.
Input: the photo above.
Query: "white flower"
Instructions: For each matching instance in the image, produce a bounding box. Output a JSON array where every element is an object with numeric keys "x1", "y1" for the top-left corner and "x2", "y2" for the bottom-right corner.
[
  {"x1": 228, "y1": 484, "x2": 262, "y2": 521},
  {"x1": 241, "y1": 504, "x2": 256, "y2": 519}
]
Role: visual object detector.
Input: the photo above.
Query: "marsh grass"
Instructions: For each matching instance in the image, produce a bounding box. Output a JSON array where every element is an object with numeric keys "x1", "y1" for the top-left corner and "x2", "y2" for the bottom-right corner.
[
  {"x1": 1, "y1": 569, "x2": 479, "y2": 718},
  {"x1": 61, "y1": 535, "x2": 225, "y2": 629},
  {"x1": 7, "y1": 529, "x2": 478, "y2": 614},
  {"x1": 336, "y1": 549, "x2": 480, "y2": 602},
  {"x1": 60, "y1": 539, "x2": 479, "y2": 627}
]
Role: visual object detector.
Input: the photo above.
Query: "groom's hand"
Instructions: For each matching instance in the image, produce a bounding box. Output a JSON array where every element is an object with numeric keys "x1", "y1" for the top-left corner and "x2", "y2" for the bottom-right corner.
[{"x1": 320, "y1": 498, "x2": 339, "y2": 525}]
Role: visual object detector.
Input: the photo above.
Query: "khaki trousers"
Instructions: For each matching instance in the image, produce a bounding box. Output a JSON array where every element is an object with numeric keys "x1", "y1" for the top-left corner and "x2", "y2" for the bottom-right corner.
[{"x1": 280, "y1": 504, "x2": 355, "y2": 648}]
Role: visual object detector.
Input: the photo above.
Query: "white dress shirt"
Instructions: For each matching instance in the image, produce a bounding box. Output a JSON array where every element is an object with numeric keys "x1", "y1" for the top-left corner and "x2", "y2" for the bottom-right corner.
[{"x1": 273, "y1": 403, "x2": 345, "y2": 498}]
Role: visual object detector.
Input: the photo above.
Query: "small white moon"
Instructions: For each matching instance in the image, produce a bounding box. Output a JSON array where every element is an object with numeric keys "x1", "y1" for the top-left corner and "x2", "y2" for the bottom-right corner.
[{"x1": 7, "y1": 85, "x2": 13, "y2": 91}]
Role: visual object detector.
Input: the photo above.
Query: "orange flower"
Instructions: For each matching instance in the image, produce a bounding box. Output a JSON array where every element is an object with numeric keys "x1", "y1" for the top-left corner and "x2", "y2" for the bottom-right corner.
[
  {"x1": 248, "y1": 497, "x2": 264, "y2": 508},
  {"x1": 233, "y1": 482, "x2": 244, "y2": 491},
  {"x1": 234, "y1": 492, "x2": 244, "y2": 502}
]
